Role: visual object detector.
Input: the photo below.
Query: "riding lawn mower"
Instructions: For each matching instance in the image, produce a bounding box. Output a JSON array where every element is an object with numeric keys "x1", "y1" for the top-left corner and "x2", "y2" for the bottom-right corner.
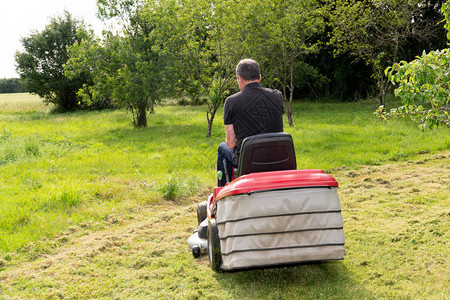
[{"x1": 188, "y1": 132, "x2": 345, "y2": 271}]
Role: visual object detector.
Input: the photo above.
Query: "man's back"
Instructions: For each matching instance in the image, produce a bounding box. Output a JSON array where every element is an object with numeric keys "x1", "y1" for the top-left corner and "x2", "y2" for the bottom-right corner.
[
  {"x1": 223, "y1": 82, "x2": 284, "y2": 157},
  {"x1": 216, "y1": 58, "x2": 284, "y2": 186}
]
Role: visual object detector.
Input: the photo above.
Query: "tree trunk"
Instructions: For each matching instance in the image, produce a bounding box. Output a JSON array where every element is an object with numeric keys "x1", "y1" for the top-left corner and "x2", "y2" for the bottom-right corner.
[
  {"x1": 379, "y1": 78, "x2": 390, "y2": 107},
  {"x1": 287, "y1": 60, "x2": 295, "y2": 127},
  {"x1": 286, "y1": 100, "x2": 293, "y2": 127},
  {"x1": 380, "y1": 90, "x2": 386, "y2": 107},
  {"x1": 206, "y1": 119, "x2": 213, "y2": 138},
  {"x1": 206, "y1": 106, "x2": 217, "y2": 138},
  {"x1": 135, "y1": 104, "x2": 147, "y2": 127},
  {"x1": 280, "y1": 85, "x2": 293, "y2": 127},
  {"x1": 307, "y1": 82, "x2": 319, "y2": 100}
]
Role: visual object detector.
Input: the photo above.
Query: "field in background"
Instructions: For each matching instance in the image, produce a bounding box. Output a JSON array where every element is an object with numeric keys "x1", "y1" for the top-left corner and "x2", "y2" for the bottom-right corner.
[
  {"x1": 0, "y1": 93, "x2": 53, "y2": 113},
  {"x1": 0, "y1": 93, "x2": 449, "y2": 298}
]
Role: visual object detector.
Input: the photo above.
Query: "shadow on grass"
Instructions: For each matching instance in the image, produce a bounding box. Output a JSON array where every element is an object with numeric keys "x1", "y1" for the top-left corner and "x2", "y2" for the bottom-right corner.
[{"x1": 213, "y1": 261, "x2": 373, "y2": 299}]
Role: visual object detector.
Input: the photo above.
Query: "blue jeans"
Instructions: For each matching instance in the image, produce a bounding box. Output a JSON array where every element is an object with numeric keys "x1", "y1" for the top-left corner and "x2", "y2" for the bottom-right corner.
[{"x1": 217, "y1": 142, "x2": 235, "y2": 186}]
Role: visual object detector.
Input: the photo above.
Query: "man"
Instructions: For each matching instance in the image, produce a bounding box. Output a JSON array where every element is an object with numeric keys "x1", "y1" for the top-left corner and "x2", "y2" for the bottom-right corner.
[{"x1": 217, "y1": 59, "x2": 284, "y2": 186}]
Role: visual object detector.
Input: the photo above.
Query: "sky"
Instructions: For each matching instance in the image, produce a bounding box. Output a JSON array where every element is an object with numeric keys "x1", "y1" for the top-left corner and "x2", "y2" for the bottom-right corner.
[{"x1": 0, "y1": 0, "x2": 106, "y2": 78}]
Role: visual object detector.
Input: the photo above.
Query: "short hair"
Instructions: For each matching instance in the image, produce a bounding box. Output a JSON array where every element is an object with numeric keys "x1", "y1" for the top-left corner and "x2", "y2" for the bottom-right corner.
[{"x1": 236, "y1": 59, "x2": 260, "y2": 81}]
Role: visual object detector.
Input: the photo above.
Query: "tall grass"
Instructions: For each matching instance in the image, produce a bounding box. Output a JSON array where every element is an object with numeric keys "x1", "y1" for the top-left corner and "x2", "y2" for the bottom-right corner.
[
  {"x1": 0, "y1": 93, "x2": 53, "y2": 113},
  {"x1": 0, "y1": 94, "x2": 448, "y2": 254}
]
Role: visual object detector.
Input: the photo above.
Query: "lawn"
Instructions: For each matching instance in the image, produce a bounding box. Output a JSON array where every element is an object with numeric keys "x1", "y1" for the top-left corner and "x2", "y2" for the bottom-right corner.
[{"x1": 0, "y1": 93, "x2": 448, "y2": 299}]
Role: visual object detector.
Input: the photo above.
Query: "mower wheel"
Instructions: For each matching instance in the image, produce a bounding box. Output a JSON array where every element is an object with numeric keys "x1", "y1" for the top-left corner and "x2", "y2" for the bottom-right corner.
[
  {"x1": 192, "y1": 246, "x2": 201, "y2": 258},
  {"x1": 197, "y1": 201, "x2": 207, "y2": 225},
  {"x1": 207, "y1": 218, "x2": 222, "y2": 271}
]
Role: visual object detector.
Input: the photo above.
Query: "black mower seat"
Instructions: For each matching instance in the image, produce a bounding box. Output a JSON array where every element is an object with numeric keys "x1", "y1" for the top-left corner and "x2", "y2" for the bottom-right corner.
[{"x1": 237, "y1": 132, "x2": 297, "y2": 177}]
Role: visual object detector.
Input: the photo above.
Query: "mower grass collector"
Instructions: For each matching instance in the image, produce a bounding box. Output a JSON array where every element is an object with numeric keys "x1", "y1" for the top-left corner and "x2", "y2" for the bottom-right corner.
[{"x1": 188, "y1": 132, "x2": 345, "y2": 271}]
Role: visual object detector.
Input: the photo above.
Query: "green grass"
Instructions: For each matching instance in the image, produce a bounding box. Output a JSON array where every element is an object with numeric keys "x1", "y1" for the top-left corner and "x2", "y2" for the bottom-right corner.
[
  {"x1": 0, "y1": 93, "x2": 449, "y2": 299},
  {"x1": 286, "y1": 101, "x2": 449, "y2": 170}
]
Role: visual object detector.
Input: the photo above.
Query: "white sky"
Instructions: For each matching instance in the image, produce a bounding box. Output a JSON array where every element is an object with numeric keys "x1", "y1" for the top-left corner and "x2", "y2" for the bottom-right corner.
[{"x1": 0, "y1": 0, "x2": 106, "y2": 78}]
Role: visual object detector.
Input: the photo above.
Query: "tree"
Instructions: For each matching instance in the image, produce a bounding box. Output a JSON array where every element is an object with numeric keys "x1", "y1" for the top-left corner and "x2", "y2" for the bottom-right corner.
[
  {"x1": 147, "y1": 0, "x2": 242, "y2": 137},
  {"x1": 327, "y1": 0, "x2": 446, "y2": 106},
  {"x1": 15, "y1": 12, "x2": 91, "y2": 111},
  {"x1": 150, "y1": 0, "x2": 325, "y2": 132},
  {"x1": 246, "y1": 0, "x2": 325, "y2": 126},
  {"x1": 379, "y1": 1, "x2": 450, "y2": 129},
  {"x1": 65, "y1": 32, "x2": 120, "y2": 110},
  {"x1": 66, "y1": 0, "x2": 165, "y2": 127}
]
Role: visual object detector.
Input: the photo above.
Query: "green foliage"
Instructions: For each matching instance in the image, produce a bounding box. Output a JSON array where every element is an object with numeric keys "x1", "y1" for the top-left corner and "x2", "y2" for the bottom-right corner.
[
  {"x1": 144, "y1": 0, "x2": 328, "y2": 131},
  {"x1": 381, "y1": 1, "x2": 450, "y2": 129},
  {"x1": 383, "y1": 49, "x2": 450, "y2": 128},
  {"x1": 326, "y1": 0, "x2": 430, "y2": 105},
  {"x1": 15, "y1": 12, "x2": 91, "y2": 111},
  {"x1": 246, "y1": 0, "x2": 325, "y2": 126},
  {"x1": 445, "y1": 1, "x2": 450, "y2": 38},
  {"x1": 65, "y1": 33, "x2": 121, "y2": 110},
  {"x1": 66, "y1": 2, "x2": 164, "y2": 127},
  {"x1": 0, "y1": 78, "x2": 26, "y2": 94},
  {"x1": 145, "y1": 0, "x2": 240, "y2": 136},
  {"x1": 325, "y1": 0, "x2": 447, "y2": 104},
  {"x1": 61, "y1": 0, "x2": 448, "y2": 131}
]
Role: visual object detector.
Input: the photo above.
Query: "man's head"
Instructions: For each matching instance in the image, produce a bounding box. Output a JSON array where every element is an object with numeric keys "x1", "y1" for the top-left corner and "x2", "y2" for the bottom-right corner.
[{"x1": 236, "y1": 59, "x2": 261, "y2": 90}]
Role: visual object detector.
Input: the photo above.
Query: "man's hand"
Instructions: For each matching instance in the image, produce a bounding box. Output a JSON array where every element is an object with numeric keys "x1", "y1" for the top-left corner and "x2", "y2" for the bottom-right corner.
[{"x1": 225, "y1": 124, "x2": 236, "y2": 149}]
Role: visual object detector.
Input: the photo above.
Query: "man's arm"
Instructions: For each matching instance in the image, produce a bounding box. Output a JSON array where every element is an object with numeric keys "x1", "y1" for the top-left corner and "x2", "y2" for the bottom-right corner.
[{"x1": 225, "y1": 124, "x2": 236, "y2": 149}]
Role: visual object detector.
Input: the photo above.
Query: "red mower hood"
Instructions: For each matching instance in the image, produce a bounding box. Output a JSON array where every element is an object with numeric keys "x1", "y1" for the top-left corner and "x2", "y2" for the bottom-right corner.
[{"x1": 215, "y1": 169, "x2": 338, "y2": 201}]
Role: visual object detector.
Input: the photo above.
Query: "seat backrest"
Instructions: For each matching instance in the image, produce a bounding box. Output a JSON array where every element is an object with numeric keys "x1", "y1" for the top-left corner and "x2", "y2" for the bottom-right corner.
[{"x1": 237, "y1": 132, "x2": 297, "y2": 177}]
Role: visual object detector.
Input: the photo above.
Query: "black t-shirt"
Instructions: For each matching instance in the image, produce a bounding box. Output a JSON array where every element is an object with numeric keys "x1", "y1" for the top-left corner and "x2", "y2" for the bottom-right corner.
[{"x1": 223, "y1": 82, "x2": 284, "y2": 158}]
